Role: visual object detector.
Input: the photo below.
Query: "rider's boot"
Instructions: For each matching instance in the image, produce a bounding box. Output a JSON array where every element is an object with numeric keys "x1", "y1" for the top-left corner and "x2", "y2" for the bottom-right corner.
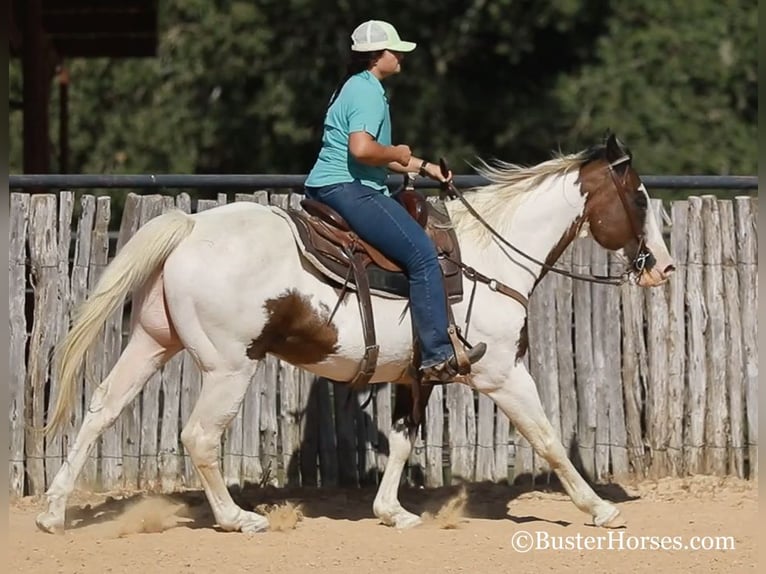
[{"x1": 420, "y1": 342, "x2": 487, "y2": 382}]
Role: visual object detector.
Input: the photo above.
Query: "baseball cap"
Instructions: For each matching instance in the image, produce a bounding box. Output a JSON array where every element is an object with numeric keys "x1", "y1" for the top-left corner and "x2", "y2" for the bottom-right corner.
[{"x1": 350, "y1": 20, "x2": 416, "y2": 53}]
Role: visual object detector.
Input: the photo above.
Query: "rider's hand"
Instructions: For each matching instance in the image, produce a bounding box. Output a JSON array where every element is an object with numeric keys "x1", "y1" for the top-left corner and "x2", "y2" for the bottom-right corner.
[
  {"x1": 393, "y1": 145, "x2": 412, "y2": 167},
  {"x1": 423, "y1": 161, "x2": 452, "y2": 183}
]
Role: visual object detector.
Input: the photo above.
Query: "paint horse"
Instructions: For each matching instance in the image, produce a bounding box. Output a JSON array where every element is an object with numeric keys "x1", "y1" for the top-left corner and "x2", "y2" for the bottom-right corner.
[{"x1": 37, "y1": 134, "x2": 674, "y2": 534}]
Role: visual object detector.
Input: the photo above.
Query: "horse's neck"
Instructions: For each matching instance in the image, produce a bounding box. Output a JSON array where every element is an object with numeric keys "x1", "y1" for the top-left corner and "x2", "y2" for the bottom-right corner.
[{"x1": 454, "y1": 170, "x2": 586, "y2": 296}]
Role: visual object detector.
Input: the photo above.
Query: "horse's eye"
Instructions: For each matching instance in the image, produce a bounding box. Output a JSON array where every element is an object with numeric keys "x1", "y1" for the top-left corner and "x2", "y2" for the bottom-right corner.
[{"x1": 633, "y1": 192, "x2": 648, "y2": 208}]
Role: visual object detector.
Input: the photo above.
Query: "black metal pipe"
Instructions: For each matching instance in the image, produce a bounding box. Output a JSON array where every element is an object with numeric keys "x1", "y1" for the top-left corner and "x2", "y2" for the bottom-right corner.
[{"x1": 8, "y1": 173, "x2": 759, "y2": 190}]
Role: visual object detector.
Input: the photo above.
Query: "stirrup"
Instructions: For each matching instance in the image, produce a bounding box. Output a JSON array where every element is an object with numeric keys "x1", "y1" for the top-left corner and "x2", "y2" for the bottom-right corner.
[{"x1": 420, "y1": 342, "x2": 487, "y2": 382}]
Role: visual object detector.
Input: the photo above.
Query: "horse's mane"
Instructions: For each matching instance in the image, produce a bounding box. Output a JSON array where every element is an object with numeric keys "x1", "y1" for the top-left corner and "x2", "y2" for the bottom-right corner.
[{"x1": 448, "y1": 145, "x2": 608, "y2": 245}]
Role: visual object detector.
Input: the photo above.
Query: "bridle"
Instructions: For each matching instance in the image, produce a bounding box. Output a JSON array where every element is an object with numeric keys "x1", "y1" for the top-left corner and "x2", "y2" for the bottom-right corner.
[
  {"x1": 604, "y1": 155, "x2": 653, "y2": 275},
  {"x1": 439, "y1": 154, "x2": 653, "y2": 288}
]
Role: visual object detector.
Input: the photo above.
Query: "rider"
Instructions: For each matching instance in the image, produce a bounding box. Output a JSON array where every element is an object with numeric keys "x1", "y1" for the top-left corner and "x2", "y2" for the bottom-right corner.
[{"x1": 304, "y1": 20, "x2": 486, "y2": 381}]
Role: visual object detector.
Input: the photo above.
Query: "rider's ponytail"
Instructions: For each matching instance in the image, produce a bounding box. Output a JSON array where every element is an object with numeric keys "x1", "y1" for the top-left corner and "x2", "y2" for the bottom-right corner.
[{"x1": 328, "y1": 50, "x2": 384, "y2": 107}]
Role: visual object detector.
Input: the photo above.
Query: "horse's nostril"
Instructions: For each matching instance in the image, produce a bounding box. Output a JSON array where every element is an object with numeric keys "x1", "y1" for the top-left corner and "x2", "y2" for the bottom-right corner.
[{"x1": 664, "y1": 264, "x2": 676, "y2": 275}]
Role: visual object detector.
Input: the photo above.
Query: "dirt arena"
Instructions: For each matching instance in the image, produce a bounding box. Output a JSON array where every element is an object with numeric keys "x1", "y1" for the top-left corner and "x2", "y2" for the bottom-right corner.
[{"x1": 10, "y1": 475, "x2": 756, "y2": 573}]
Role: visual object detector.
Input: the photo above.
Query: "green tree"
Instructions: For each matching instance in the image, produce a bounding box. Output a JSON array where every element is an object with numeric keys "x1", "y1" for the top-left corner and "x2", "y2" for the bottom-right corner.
[
  {"x1": 9, "y1": 0, "x2": 756, "y2": 191},
  {"x1": 553, "y1": 0, "x2": 757, "y2": 176}
]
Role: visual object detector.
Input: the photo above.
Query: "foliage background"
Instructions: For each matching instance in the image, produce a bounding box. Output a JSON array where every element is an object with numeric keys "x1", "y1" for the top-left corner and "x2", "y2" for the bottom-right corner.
[{"x1": 8, "y1": 0, "x2": 758, "y2": 208}]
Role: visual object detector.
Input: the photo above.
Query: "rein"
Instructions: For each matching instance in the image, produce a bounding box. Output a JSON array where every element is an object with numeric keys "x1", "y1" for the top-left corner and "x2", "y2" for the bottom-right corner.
[{"x1": 352, "y1": 154, "x2": 648, "y2": 395}]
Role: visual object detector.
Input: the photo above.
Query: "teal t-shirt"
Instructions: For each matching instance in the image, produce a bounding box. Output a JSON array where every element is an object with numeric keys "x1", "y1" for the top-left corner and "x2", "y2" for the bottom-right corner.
[{"x1": 305, "y1": 71, "x2": 391, "y2": 191}]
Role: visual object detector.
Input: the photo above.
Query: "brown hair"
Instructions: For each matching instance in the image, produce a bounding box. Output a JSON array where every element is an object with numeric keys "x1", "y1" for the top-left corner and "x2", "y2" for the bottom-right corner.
[{"x1": 328, "y1": 50, "x2": 384, "y2": 107}]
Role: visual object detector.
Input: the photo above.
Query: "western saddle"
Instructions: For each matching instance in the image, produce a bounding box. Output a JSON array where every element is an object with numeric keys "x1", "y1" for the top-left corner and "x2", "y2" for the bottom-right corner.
[{"x1": 285, "y1": 178, "x2": 471, "y2": 396}]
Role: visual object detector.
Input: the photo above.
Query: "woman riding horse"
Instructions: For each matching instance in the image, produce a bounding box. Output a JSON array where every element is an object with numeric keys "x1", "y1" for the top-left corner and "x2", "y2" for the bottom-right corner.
[{"x1": 304, "y1": 20, "x2": 486, "y2": 382}]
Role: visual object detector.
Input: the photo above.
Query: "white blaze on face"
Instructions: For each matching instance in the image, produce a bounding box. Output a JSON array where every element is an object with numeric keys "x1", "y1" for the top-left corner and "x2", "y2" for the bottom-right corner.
[{"x1": 637, "y1": 184, "x2": 675, "y2": 286}]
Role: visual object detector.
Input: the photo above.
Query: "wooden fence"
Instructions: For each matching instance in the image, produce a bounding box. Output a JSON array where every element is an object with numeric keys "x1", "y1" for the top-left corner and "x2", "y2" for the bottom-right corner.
[{"x1": 8, "y1": 191, "x2": 758, "y2": 497}]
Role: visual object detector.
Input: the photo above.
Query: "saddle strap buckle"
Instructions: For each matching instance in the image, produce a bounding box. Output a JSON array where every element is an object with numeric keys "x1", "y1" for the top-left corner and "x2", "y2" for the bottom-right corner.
[
  {"x1": 350, "y1": 344, "x2": 379, "y2": 387},
  {"x1": 347, "y1": 251, "x2": 379, "y2": 390}
]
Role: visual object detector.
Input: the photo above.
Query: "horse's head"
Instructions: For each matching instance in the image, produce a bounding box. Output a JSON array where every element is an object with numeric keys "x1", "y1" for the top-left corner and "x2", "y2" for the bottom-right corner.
[{"x1": 579, "y1": 133, "x2": 675, "y2": 286}]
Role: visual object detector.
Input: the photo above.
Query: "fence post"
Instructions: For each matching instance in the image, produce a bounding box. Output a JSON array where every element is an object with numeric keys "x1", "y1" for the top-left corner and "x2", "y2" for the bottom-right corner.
[
  {"x1": 701, "y1": 196, "x2": 729, "y2": 476},
  {"x1": 735, "y1": 197, "x2": 757, "y2": 479},
  {"x1": 573, "y1": 238, "x2": 596, "y2": 480},
  {"x1": 645, "y1": 199, "x2": 671, "y2": 477},
  {"x1": 26, "y1": 195, "x2": 60, "y2": 495},
  {"x1": 527, "y1": 271, "x2": 561, "y2": 480},
  {"x1": 425, "y1": 385, "x2": 444, "y2": 486},
  {"x1": 607, "y1": 251, "x2": 629, "y2": 479},
  {"x1": 9, "y1": 194, "x2": 30, "y2": 497},
  {"x1": 555, "y1": 246, "x2": 577, "y2": 477},
  {"x1": 131, "y1": 196, "x2": 164, "y2": 491},
  {"x1": 117, "y1": 193, "x2": 143, "y2": 490},
  {"x1": 591, "y1": 242, "x2": 611, "y2": 482},
  {"x1": 667, "y1": 200, "x2": 688, "y2": 476},
  {"x1": 719, "y1": 200, "x2": 745, "y2": 478}
]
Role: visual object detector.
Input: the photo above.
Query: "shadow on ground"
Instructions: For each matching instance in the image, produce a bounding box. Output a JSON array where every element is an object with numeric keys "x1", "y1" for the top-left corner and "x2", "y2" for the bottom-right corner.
[{"x1": 63, "y1": 475, "x2": 638, "y2": 532}]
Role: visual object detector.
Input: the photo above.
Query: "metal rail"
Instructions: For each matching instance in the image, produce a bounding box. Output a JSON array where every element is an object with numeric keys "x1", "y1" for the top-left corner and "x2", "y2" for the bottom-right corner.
[{"x1": 9, "y1": 173, "x2": 759, "y2": 190}]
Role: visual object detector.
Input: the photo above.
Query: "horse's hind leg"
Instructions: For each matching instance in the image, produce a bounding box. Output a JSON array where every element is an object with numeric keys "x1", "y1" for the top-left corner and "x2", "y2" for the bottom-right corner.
[
  {"x1": 180, "y1": 362, "x2": 267, "y2": 533},
  {"x1": 36, "y1": 324, "x2": 179, "y2": 533}
]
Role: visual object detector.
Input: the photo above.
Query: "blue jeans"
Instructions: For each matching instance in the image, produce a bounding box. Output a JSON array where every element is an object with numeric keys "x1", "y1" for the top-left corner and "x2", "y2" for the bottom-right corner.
[{"x1": 305, "y1": 180, "x2": 453, "y2": 368}]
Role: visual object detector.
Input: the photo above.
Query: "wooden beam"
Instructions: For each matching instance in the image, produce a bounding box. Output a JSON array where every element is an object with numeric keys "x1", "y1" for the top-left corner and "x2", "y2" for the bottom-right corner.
[
  {"x1": 51, "y1": 36, "x2": 157, "y2": 58},
  {"x1": 57, "y1": 66, "x2": 69, "y2": 173},
  {"x1": 9, "y1": 0, "x2": 23, "y2": 55},
  {"x1": 22, "y1": 0, "x2": 53, "y2": 177},
  {"x1": 42, "y1": 0, "x2": 157, "y2": 11},
  {"x1": 42, "y1": 11, "x2": 157, "y2": 36}
]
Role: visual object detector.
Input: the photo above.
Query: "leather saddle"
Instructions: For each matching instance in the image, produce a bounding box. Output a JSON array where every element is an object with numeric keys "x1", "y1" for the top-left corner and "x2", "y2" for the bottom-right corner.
[{"x1": 285, "y1": 185, "x2": 465, "y2": 390}]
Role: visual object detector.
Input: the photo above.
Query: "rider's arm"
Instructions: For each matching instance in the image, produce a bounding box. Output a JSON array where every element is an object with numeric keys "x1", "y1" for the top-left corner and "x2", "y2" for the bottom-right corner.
[
  {"x1": 388, "y1": 156, "x2": 452, "y2": 182},
  {"x1": 387, "y1": 156, "x2": 427, "y2": 174},
  {"x1": 348, "y1": 131, "x2": 409, "y2": 167}
]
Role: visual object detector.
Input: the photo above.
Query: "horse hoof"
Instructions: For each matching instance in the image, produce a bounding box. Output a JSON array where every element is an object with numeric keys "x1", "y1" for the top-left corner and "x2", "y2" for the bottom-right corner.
[
  {"x1": 35, "y1": 512, "x2": 65, "y2": 535},
  {"x1": 240, "y1": 513, "x2": 269, "y2": 534},
  {"x1": 373, "y1": 501, "x2": 422, "y2": 529},
  {"x1": 596, "y1": 508, "x2": 626, "y2": 529},
  {"x1": 393, "y1": 511, "x2": 422, "y2": 529}
]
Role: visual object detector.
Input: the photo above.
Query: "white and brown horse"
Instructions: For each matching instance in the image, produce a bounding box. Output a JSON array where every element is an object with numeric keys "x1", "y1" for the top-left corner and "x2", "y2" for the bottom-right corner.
[{"x1": 37, "y1": 134, "x2": 674, "y2": 534}]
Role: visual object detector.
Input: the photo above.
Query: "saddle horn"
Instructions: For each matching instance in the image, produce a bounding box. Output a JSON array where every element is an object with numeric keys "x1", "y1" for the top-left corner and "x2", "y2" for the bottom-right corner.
[
  {"x1": 438, "y1": 157, "x2": 458, "y2": 200},
  {"x1": 403, "y1": 172, "x2": 416, "y2": 191}
]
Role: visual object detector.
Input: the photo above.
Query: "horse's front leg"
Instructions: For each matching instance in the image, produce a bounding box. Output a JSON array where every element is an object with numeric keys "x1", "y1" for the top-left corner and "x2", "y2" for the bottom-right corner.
[
  {"x1": 479, "y1": 364, "x2": 625, "y2": 528},
  {"x1": 372, "y1": 384, "x2": 430, "y2": 529}
]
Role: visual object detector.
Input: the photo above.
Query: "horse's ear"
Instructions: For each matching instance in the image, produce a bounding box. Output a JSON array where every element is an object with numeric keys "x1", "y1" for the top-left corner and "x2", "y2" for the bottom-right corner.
[{"x1": 605, "y1": 132, "x2": 624, "y2": 163}]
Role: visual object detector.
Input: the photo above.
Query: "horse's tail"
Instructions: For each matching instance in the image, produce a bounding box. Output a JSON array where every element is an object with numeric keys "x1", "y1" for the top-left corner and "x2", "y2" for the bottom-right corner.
[{"x1": 45, "y1": 210, "x2": 195, "y2": 437}]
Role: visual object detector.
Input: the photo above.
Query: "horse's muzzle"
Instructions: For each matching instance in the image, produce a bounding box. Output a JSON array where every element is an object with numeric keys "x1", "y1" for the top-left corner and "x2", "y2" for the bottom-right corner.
[{"x1": 636, "y1": 262, "x2": 675, "y2": 287}]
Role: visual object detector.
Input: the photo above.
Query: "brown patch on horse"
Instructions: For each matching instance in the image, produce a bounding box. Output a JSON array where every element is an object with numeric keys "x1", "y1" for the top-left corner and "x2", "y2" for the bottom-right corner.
[
  {"x1": 578, "y1": 157, "x2": 646, "y2": 251},
  {"x1": 246, "y1": 290, "x2": 338, "y2": 364}
]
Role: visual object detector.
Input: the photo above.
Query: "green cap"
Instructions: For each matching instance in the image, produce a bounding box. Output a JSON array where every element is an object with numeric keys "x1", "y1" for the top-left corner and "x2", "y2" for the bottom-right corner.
[{"x1": 350, "y1": 20, "x2": 416, "y2": 52}]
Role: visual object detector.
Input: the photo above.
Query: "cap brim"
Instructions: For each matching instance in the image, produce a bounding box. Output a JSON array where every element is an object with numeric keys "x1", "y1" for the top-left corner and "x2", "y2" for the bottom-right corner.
[
  {"x1": 351, "y1": 40, "x2": 417, "y2": 52},
  {"x1": 389, "y1": 40, "x2": 416, "y2": 52}
]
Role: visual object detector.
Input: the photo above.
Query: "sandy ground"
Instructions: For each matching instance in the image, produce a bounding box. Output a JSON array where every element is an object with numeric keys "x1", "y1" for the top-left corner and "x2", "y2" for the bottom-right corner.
[{"x1": 10, "y1": 475, "x2": 756, "y2": 574}]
